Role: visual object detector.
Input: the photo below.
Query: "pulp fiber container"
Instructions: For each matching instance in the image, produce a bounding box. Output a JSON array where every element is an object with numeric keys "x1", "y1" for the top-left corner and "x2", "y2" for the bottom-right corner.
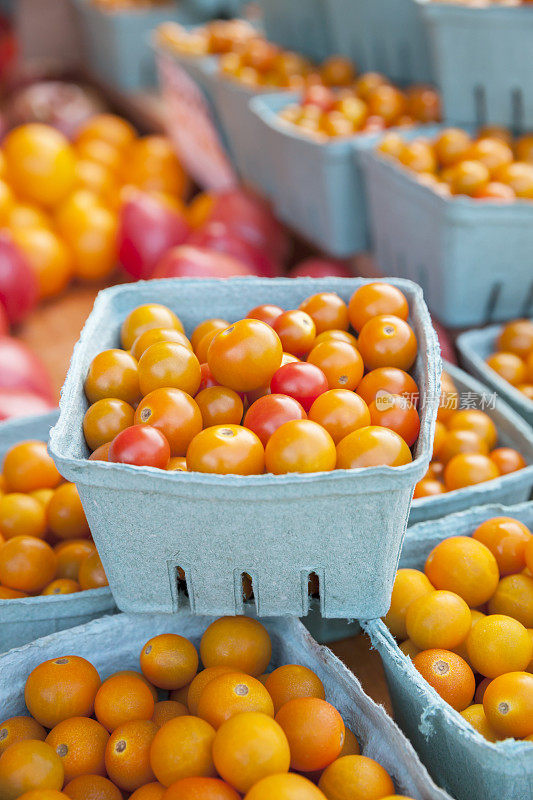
[
  {"x1": 49, "y1": 277, "x2": 440, "y2": 619},
  {"x1": 258, "y1": 0, "x2": 334, "y2": 63},
  {"x1": 457, "y1": 324, "x2": 533, "y2": 427},
  {"x1": 0, "y1": 612, "x2": 452, "y2": 800},
  {"x1": 250, "y1": 92, "x2": 380, "y2": 257},
  {"x1": 74, "y1": 0, "x2": 198, "y2": 92},
  {"x1": 418, "y1": 0, "x2": 533, "y2": 128},
  {"x1": 0, "y1": 411, "x2": 116, "y2": 652},
  {"x1": 326, "y1": 0, "x2": 433, "y2": 84},
  {"x1": 359, "y1": 127, "x2": 533, "y2": 328},
  {"x1": 210, "y1": 74, "x2": 283, "y2": 196},
  {"x1": 363, "y1": 501, "x2": 533, "y2": 800},
  {"x1": 409, "y1": 361, "x2": 533, "y2": 525}
]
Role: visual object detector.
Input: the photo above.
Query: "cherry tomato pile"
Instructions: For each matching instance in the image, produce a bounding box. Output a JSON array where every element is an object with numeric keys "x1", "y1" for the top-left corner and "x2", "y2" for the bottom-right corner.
[
  {"x1": 414, "y1": 370, "x2": 527, "y2": 498},
  {"x1": 0, "y1": 615, "x2": 414, "y2": 799},
  {"x1": 385, "y1": 516, "x2": 533, "y2": 742},
  {"x1": 279, "y1": 82, "x2": 440, "y2": 139},
  {"x1": 81, "y1": 283, "x2": 425, "y2": 475},
  {"x1": 377, "y1": 126, "x2": 533, "y2": 200},
  {"x1": 0, "y1": 439, "x2": 108, "y2": 599},
  {"x1": 0, "y1": 116, "x2": 188, "y2": 312},
  {"x1": 484, "y1": 318, "x2": 533, "y2": 402},
  {"x1": 158, "y1": 21, "x2": 440, "y2": 138}
]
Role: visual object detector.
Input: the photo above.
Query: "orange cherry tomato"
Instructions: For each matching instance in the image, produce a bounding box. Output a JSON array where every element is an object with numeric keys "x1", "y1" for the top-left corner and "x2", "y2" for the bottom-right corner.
[
  {"x1": 307, "y1": 341, "x2": 364, "y2": 391},
  {"x1": 444, "y1": 453, "x2": 500, "y2": 491},
  {"x1": 131, "y1": 328, "x2": 192, "y2": 361},
  {"x1": 138, "y1": 343, "x2": 201, "y2": 397},
  {"x1": 75, "y1": 114, "x2": 137, "y2": 150},
  {"x1": 414, "y1": 649, "x2": 475, "y2": 711},
  {"x1": 473, "y1": 516, "x2": 532, "y2": 575},
  {"x1": 299, "y1": 293, "x2": 349, "y2": 334},
  {"x1": 413, "y1": 478, "x2": 445, "y2": 498},
  {"x1": 135, "y1": 388, "x2": 203, "y2": 456},
  {"x1": 486, "y1": 352, "x2": 527, "y2": 386},
  {"x1": 357, "y1": 315, "x2": 417, "y2": 371},
  {"x1": 186, "y1": 425, "x2": 265, "y2": 475},
  {"x1": 336, "y1": 425, "x2": 413, "y2": 469},
  {"x1": 85, "y1": 349, "x2": 140, "y2": 405},
  {"x1": 483, "y1": 671, "x2": 533, "y2": 739},
  {"x1": 434, "y1": 128, "x2": 472, "y2": 167},
  {"x1": 191, "y1": 318, "x2": 229, "y2": 353},
  {"x1": 356, "y1": 367, "x2": 419, "y2": 407},
  {"x1": 264, "y1": 419, "x2": 336, "y2": 474},
  {"x1": 11, "y1": 227, "x2": 73, "y2": 300},
  {"x1": 273, "y1": 310, "x2": 316, "y2": 357},
  {"x1": 308, "y1": 389, "x2": 370, "y2": 445},
  {"x1": 368, "y1": 393, "x2": 420, "y2": 446},
  {"x1": 83, "y1": 398, "x2": 135, "y2": 452},
  {"x1": 497, "y1": 319, "x2": 533, "y2": 360},
  {"x1": 195, "y1": 386, "x2": 244, "y2": 428},
  {"x1": 207, "y1": 320, "x2": 283, "y2": 393},
  {"x1": 121, "y1": 304, "x2": 184, "y2": 350},
  {"x1": 348, "y1": 283, "x2": 409, "y2": 333}
]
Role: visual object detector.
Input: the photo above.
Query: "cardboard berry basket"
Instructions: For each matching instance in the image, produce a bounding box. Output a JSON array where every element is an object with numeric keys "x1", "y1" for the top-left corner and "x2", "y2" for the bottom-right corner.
[
  {"x1": 417, "y1": 0, "x2": 533, "y2": 129},
  {"x1": 49, "y1": 277, "x2": 440, "y2": 619},
  {"x1": 457, "y1": 324, "x2": 533, "y2": 428},
  {"x1": 363, "y1": 501, "x2": 533, "y2": 800},
  {"x1": 73, "y1": 0, "x2": 199, "y2": 93},
  {"x1": 409, "y1": 361, "x2": 533, "y2": 525},
  {"x1": 325, "y1": 0, "x2": 433, "y2": 85},
  {"x1": 250, "y1": 92, "x2": 402, "y2": 257},
  {"x1": 257, "y1": 0, "x2": 335, "y2": 63},
  {"x1": 0, "y1": 611, "x2": 452, "y2": 800},
  {"x1": 0, "y1": 411, "x2": 116, "y2": 653},
  {"x1": 359, "y1": 127, "x2": 533, "y2": 328}
]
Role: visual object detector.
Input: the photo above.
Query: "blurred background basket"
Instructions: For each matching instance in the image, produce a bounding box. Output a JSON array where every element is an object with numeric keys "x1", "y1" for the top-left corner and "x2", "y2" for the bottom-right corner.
[{"x1": 0, "y1": 411, "x2": 115, "y2": 652}]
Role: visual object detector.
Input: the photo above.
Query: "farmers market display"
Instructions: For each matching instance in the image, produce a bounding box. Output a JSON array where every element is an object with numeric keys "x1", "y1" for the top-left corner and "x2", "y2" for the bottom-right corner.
[
  {"x1": 0, "y1": 2, "x2": 532, "y2": 799},
  {"x1": 81, "y1": 283, "x2": 422, "y2": 474}
]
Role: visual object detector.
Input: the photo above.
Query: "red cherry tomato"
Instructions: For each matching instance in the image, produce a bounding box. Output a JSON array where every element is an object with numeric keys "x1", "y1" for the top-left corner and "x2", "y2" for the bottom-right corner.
[
  {"x1": 270, "y1": 362, "x2": 329, "y2": 412},
  {"x1": 0, "y1": 231, "x2": 39, "y2": 323},
  {"x1": 108, "y1": 424, "x2": 170, "y2": 469},
  {"x1": 197, "y1": 363, "x2": 220, "y2": 393},
  {"x1": 244, "y1": 393, "x2": 307, "y2": 447},
  {"x1": 118, "y1": 189, "x2": 190, "y2": 280}
]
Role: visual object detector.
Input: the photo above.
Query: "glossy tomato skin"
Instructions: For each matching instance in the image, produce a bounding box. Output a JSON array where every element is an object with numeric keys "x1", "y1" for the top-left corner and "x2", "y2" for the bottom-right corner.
[
  {"x1": 265, "y1": 419, "x2": 336, "y2": 474},
  {"x1": 0, "y1": 231, "x2": 39, "y2": 323},
  {"x1": 207, "y1": 319, "x2": 283, "y2": 393},
  {"x1": 244, "y1": 394, "x2": 307, "y2": 447},
  {"x1": 108, "y1": 424, "x2": 170, "y2": 469},
  {"x1": 336, "y1": 425, "x2": 413, "y2": 469},
  {"x1": 186, "y1": 424, "x2": 265, "y2": 475},
  {"x1": 270, "y1": 363, "x2": 328, "y2": 412}
]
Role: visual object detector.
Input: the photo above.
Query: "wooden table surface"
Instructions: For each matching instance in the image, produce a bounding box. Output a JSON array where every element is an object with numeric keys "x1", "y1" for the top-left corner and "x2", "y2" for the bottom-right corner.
[{"x1": 17, "y1": 283, "x2": 393, "y2": 716}]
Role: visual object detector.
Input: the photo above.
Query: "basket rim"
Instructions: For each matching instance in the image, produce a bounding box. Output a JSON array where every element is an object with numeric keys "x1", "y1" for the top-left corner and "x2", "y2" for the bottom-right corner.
[
  {"x1": 457, "y1": 324, "x2": 533, "y2": 414},
  {"x1": 363, "y1": 499, "x2": 533, "y2": 759},
  {"x1": 411, "y1": 360, "x2": 533, "y2": 511}
]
